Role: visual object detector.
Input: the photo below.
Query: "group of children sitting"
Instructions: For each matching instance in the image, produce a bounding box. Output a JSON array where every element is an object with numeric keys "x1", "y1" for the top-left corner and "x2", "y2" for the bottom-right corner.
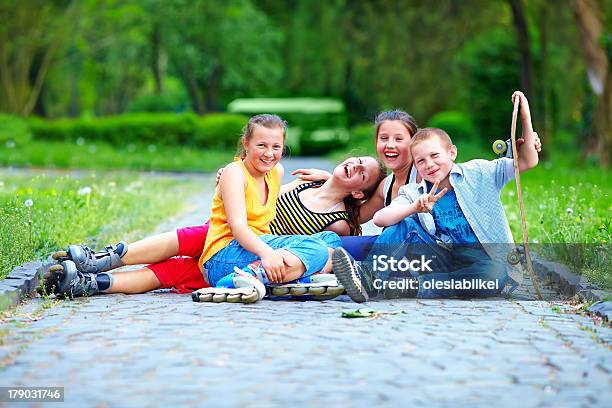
[{"x1": 41, "y1": 91, "x2": 540, "y2": 304}]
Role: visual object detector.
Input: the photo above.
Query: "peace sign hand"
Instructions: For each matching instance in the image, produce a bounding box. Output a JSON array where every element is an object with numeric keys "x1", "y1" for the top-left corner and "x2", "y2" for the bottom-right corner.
[{"x1": 415, "y1": 181, "x2": 448, "y2": 213}]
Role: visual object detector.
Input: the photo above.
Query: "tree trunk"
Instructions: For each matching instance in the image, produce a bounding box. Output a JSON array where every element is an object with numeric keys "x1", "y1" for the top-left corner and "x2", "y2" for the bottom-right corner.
[
  {"x1": 508, "y1": 0, "x2": 533, "y2": 102},
  {"x1": 569, "y1": 0, "x2": 610, "y2": 166},
  {"x1": 205, "y1": 66, "x2": 221, "y2": 112},
  {"x1": 150, "y1": 20, "x2": 164, "y2": 95},
  {"x1": 0, "y1": 1, "x2": 78, "y2": 117},
  {"x1": 537, "y1": 2, "x2": 550, "y2": 161},
  {"x1": 593, "y1": 64, "x2": 611, "y2": 166}
]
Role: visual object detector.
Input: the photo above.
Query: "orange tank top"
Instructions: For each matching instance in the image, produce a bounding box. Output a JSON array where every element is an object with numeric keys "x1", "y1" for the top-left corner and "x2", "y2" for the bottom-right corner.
[{"x1": 198, "y1": 159, "x2": 280, "y2": 273}]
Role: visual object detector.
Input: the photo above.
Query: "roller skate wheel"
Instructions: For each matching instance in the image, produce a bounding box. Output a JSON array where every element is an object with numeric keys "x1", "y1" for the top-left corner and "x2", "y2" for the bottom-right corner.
[
  {"x1": 492, "y1": 140, "x2": 507, "y2": 155},
  {"x1": 289, "y1": 287, "x2": 308, "y2": 296},
  {"x1": 507, "y1": 251, "x2": 521, "y2": 265},
  {"x1": 271, "y1": 287, "x2": 290, "y2": 296},
  {"x1": 199, "y1": 293, "x2": 213, "y2": 302},
  {"x1": 227, "y1": 293, "x2": 243, "y2": 303},
  {"x1": 241, "y1": 291, "x2": 259, "y2": 304},
  {"x1": 51, "y1": 250, "x2": 69, "y2": 261},
  {"x1": 48, "y1": 264, "x2": 64, "y2": 273},
  {"x1": 325, "y1": 286, "x2": 346, "y2": 297},
  {"x1": 306, "y1": 287, "x2": 326, "y2": 295},
  {"x1": 212, "y1": 293, "x2": 227, "y2": 302}
]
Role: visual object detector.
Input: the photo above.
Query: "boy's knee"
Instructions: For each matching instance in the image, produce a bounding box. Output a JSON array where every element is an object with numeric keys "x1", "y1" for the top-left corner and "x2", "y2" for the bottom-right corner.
[
  {"x1": 401, "y1": 216, "x2": 423, "y2": 231},
  {"x1": 480, "y1": 261, "x2": 508, "y2": 291},
  {"x1": 484, "y1": 261, "x2": 508, "y2": 278}
]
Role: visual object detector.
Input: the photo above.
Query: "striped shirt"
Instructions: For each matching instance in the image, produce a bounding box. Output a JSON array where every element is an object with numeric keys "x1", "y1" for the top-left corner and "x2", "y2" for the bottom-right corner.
[{"x1": 270, "y1": 181, "x2": 349, "y2": 235}]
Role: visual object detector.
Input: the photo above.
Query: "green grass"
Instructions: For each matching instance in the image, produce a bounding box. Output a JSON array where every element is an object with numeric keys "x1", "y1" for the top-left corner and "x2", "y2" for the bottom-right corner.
[
  {"x1": 0, "y1": 172, "x2": 204, "y2": 279},
  {"x1": 1, "y1": 140, "x2": 234, "y2": 172},
  {"x1": 503, "y1": 159, "x2": 610, "y2": 290}
]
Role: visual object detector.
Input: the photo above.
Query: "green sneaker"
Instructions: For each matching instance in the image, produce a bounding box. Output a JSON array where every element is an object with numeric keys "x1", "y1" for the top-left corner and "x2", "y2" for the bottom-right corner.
[{"x1": 332, "y1": 248, "x2": 375, "y2": 303}]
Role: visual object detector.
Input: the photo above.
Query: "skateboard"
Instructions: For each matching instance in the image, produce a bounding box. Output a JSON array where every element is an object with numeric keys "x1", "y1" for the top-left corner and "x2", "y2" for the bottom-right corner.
[{"x1": 492, "y1": 98, "x2": 543, "y2": 300}]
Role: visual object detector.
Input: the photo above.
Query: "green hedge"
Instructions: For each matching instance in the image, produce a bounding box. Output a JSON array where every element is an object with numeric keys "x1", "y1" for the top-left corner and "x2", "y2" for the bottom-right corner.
[
  {"x1": 0, "y1": 114, "x2": 32, "y2": 146},
  {"x1": 427, "y1": 111, "x2": 477, "y2": 143},
  {"x1": 228, "y1": 98, "x2": 349, "y2": 155},
  {"x1": 194, "y1": 113, "x2": 249, "y2": 149},
  {"x1": 350, "y1": 123, "x2": 374, "y2": 144},
  {"x1": 27, "y1": 113, "x2": 249, "y2": 149}
]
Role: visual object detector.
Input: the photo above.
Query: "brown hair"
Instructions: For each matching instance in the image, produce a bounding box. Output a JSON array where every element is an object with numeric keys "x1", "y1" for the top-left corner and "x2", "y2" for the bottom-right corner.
[
  {"x1": 236, "y1": 114, "x2": 288, "y2": 158},
  {"x1": 374, "y1": 110, "x2": 418, "y2": 139},
  {"x1": 410, "y1": 127, "x2": 453, "y2": 152},
  {"x1": 344, "y1": 158, "x2": 387, "y2": 235}
]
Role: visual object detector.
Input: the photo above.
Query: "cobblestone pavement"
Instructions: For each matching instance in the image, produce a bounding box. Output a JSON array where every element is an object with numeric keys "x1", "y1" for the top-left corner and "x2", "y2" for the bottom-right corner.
[{"x1": 1, "y1": 160, "x2": 610, "y2": 408}]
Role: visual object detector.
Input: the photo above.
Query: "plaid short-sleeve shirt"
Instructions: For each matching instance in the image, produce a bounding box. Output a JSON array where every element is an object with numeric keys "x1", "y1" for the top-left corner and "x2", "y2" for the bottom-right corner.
[{"x1": 394, "y1": 158, "x2": 516, "y2": 246}]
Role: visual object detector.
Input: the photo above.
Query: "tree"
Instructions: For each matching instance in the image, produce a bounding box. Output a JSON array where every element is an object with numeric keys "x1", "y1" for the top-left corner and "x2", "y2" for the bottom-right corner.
[
  {"x1": 569, "y1": 0, "x2": 610, "y2": 166},
  {"x1": 0, "y1": 0, "x2": 78, "y2": 116},
  {"x1": 164, "y1": 0, "x2": 283, "y2": 113}
]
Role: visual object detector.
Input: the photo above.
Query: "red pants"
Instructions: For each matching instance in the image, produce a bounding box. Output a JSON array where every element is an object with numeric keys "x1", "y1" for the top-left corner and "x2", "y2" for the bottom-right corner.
[{"x1": 147, "y1": 224, "x2": 211, "y2": 293}]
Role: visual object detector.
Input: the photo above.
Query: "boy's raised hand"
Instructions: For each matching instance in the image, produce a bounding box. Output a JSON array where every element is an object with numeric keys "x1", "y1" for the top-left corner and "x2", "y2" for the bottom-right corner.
[
  {"x1": 517, "y1": 132, "x2": 542, "y2": 152},
  {"x1": 415, "y1": 181, "x2": 448, "y2": 213},
  {"x1": 512, "y1": 91, "x2": 531, "y2": 119}
]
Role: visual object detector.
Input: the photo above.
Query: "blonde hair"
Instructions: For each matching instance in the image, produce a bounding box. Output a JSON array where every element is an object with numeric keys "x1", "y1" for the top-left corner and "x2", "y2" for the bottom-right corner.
[
  {"x1": 410, "y1": 127, "x2": 453, "y2": 152},
  {"x1": 236, "y1": 114, "x2": 288, "y2": 158}
]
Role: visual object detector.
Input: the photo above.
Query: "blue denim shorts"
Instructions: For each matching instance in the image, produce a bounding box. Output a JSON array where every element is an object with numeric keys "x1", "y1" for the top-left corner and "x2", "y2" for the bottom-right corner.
[{"x1": 203, "y1": 232, "x2": 341, "y2": 286}]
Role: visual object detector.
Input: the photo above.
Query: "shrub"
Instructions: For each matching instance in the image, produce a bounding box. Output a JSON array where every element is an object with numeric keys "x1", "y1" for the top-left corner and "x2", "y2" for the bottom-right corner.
[
  {"x1": 350, "y1": 123, "x2": 374, "y2": 144},
  {"x1": 126, "y1": 93, "x2": 191, "y2": 113},
  {"x1": 27, "y1": 113, "x2": 249, "y2": 148},
  {"x1": 193, "y1": 113, "x2": 249, "y2": 149},
  {"x1": 227, "y1": 98, "x2": 349, "y2": 155},
  {"x1": 0, "y1": 114, "x2": 32, "y2": 146},
  {"x1": 427, "y1": 111, "x2": 478, "y2": 143},
  {"x1": 347, "y1": 123, "x2": 375, "y2": 154}
]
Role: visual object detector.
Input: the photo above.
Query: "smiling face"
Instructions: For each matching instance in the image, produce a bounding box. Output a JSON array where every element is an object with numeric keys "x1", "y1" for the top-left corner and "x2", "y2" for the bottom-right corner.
[
  {"x1": 375, "y1": 120, "x2": 414, "y2": 171},
  {"x1": 411, "y1": 135, "x2": 457, "y2": 186},
  {"x1": 242, "y1": 125, "x2": 285, "y2": 176},
  {"x1": 332, "y1": 156, "x2": 381, "y2": 193}
]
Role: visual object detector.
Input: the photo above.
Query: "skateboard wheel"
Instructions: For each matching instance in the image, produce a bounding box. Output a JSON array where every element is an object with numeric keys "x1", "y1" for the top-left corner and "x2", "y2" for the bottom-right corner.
[
  {"x1": 507, "y1": 251, "x2": 521, "y2": 265},
  {"x1": 492, "y1": 140, "x2": 507, "y2": 155}
]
